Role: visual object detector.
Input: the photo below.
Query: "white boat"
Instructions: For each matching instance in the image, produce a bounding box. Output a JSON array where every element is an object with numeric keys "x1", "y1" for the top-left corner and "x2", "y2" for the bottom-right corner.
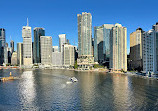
[{"x1": 70, "y1": 77, "x2": 78, "y2": 82}]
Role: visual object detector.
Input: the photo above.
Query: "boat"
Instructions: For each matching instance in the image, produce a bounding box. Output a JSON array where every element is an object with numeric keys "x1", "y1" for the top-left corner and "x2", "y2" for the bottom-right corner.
[{"x1": 70, "y1": 77, "x2": 78, "y2": 82}]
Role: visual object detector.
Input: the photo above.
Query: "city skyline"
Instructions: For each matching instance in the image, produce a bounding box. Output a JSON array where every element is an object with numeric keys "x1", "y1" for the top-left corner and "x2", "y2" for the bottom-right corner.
[{"x1": 1, "y1": 0, "x2": 158, "y2": 54}]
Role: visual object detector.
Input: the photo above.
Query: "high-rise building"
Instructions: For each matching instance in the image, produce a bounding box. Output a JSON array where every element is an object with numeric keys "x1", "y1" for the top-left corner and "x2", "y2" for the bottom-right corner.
[
  {"x1": 11, "y1": 51, "x2": 17, "y2": 65},
  {"x1": 0, "y1": 28, "x2": 7, "y2": 65},
  {"x1": 92, "y1": 38, "x2": 94, "y2": 57},
  {"x1": 130, "y1": 28, "x2": 144, "y2": 70},
  {"x1": 32, "y1": 42, "x2": 34, "y2": 63},
  {"x1": 152, "y1": 22, "x2": 158, "y2": 32},
  {"x1": 59, "y1": 34, "x2": 66, "y2": 52},
  {"x1": 22, "y1": 19, "x2": 32, "y2": 66},
  {"x1": 52, "y1": 46, "x2": 59, "y2": 52},
  {"x1": 110, "y1": 23, "x2": 127, "y2": 71},
  {"x1": 74, "y1": 46, "x2": 78, "y2": 61},
  {"x1": 7, "y1": 47, "x2": 12, "y2": 64},
  {"x1": 94, "y1": 24, "x2": 114, "y2": 67},
  {"x1": 40, "y1": 36, "x2": 52, "y2": 64},
  {"x1": 142, "y1": 29, "x2": 157, "y2": 73},
  {"x1": 63, "y1": 44, "x2": 75, "y2": 66},
  {"x1": 77, "y1": 12, "x2": 94, "y2": 69},
  {"x1": 4, "y1": 43, "x2": 8, "y2": 65},
  {"x1": 52, "y1": 52, "x2": 62, "y2": 66},
  {"x1": 17, "y1": 43, "x2": 23, "y2": 66},
  {"x1": 0, "y1": 28, "x2": 5, "y2": 65},
  {"x1": 34, "y1": 27, "x2": 45, "y2": 63},
  {"x1": 152, "y1": 22, "x2": 158, "y2": 72},
  {"x1": 10, "y1": 40, "x2": 14, "y2": 53},
  {"x1": 0, "y1": 28, "x2": 5, "y2": 47}
]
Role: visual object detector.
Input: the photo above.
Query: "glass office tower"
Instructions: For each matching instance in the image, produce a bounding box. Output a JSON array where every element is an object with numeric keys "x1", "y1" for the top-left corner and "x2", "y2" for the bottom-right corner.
[
  {"x1": 94, "y1": 24, "x2": 114, "y2": 67},
  {"x1": 34, "y1": 27, "x2": 45, "y2": 63}
]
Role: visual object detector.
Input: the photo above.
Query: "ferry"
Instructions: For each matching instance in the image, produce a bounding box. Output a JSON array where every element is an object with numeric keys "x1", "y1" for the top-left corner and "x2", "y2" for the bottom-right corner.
[{"x1": 70, "y1": 77, "x2": 78, "y2": 82}]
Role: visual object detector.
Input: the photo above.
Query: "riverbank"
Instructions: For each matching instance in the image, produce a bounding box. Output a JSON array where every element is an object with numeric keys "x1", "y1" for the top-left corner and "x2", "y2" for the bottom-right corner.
[{"x1": 1, "y1": 67, "x2": 158, "y2": 80}]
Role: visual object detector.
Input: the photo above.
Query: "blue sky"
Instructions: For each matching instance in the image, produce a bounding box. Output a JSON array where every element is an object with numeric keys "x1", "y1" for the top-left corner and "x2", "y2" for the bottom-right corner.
[{"x1": 1, "y1": 0, "x2": 158, "y2": 54}]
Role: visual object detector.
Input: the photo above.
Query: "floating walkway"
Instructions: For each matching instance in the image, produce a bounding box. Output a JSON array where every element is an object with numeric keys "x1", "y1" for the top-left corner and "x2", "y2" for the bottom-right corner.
[{"x1": 0, "y1": 72, "x2": 17, "y2": 82}]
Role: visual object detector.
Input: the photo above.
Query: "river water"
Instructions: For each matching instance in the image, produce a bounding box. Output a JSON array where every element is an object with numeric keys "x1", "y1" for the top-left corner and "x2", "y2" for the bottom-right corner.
[{"x1": 0, "y1": 69, "x2": 158, "y2": 111}]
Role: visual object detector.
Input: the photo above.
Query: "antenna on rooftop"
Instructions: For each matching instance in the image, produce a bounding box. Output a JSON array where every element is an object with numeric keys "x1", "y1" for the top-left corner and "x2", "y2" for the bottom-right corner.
[{"x1": 27, "y1": 18, "x2": 29, "y2": 26}]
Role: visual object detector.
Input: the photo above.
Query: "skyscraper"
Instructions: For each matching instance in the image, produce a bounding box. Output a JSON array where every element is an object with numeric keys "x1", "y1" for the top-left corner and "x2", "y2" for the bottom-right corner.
[
  {"x1": 17, "y1": 43, "x2": 23, "y2": 66},
  {"x1": 4, "y1": 43, "x2": 8, "y2": 64},
  {"x1": 142, "y1": 29, "x2": 157, "y2": 73},
  {"x1": 10, "y1": 40, "x2": 14, "y2": 53},
  {"x1": 110, "y1": 23, "x2": 127, "y2": 71},
  {"x1": 52, "y1": 52, "x2": 62, "y2": 66},
  {"x1": 152, "y1": 22, "x2": 158, "y2": 72},
  {"x1": 77, "y1": 12, "x2": 94, "y2": 69},
  {"x1": 7, "y1": 47, "x2": 12, "y2": 64},
  {"x1": 59, "y1": 34, "x2": 66, "y2": 52},
  {"x1": 40, "y1": 36, "x2": 52, "y2": 64},
  {"x1": 34, "y1": 27, "x2": 45, "y2": 63},
  {"x1": 0, "y1": 28, "x2": 6, "y2": 65},
  {"x1": 63, "y1": 44, "x2": 75, "y2": 66},
  {"x1": 130, "y1": 28, "x2": 144, "y2": 70},
  {"x1": 94, "y1": 24, "x2": 114, "y2": 67},
  {"x1": 22, "y1": 18, "x2": 32, "y2": 66}
]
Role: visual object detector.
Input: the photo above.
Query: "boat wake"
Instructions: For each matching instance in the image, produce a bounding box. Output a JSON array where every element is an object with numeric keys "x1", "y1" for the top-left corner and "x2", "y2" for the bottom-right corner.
[{"x1": 66, "y1": 81, "x2": 73, "y2": 84}]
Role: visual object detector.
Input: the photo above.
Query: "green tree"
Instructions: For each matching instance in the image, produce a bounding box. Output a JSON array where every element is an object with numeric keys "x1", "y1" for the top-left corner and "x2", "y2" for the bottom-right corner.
[{"x1": 74, "y1": 61, "x2": 78, "y2": 69}]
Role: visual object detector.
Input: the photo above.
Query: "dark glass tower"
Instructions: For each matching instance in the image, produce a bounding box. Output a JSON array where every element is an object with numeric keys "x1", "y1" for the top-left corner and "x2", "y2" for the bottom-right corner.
[
  {"x1": 10, "y1": 40, "x2": 14, "y2": 53},
  {"x1": 33, "y1": 27, "x2": 45, "y2": 63},
  {"x1": 0, "y1": 28, "x2": 6, "y2": 65}
]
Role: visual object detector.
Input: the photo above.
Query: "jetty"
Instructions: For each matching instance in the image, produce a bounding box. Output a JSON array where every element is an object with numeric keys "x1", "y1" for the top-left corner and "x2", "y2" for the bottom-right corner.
[{"x1": 0, "y1": 72, "x2": 17, "y2": 82}]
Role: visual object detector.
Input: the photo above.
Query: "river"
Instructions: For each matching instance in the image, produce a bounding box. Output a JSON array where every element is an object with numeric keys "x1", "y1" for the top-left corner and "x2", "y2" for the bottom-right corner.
[{"x1": 0, "y1": 69, "x2": 158, "y2": 111}]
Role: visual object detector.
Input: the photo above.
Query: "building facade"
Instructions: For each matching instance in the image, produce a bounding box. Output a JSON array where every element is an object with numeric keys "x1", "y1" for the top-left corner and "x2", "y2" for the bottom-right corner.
[
  {"x1": 34, "y1": 27, "x2": 45, "y2": 63},
  {"x1": 152, "y1": 23, "x2": 158, "y2": 72},
  {"x1": 0, "y1": 28, "x2": 5, "y2": 65},
  {"x1": 77, "y1": 12, "x2": 94, "y2": 69},
  {"x1": 0, "y1": 28, "x2": 8, "y2": 65},
  {"x1": 59, "y1": 34, "x2": 66, "y2": 52},
  {"x1": 10, "y1": 40, "x2": 14, "y2": 53},
  {"x1": 52, "y1": 52, "x2": 62, "y2": 66},
  {"x1": 94, "y1": 24, "x2": 114, "y2": 67},
  {"x1": 11, "y1": 51, "x2": 17, "y2": 65},
  {"x1": 130, "y1": 28, "x2": 144, "y2": 70},
  {"x1": 17, "y1": 43, "x2": 23, "y2": 66},
  {"x1": 7, "y1": 47, "x2": 12, "y2": 64},
  {"x1": 63, "y1": 44, "x2": 75, "y2": 66},
  {"x1": 40, "y1": 36, "x2": 52, "y2": 64},
  {"x1": 142, "y1": 29, "x2": 157, "y2": 73},
  {"x1": 110, "y1": 23, "x2": 127, "y2": 71},
  {"x1": 52, "y1": 46, "x2": 59, "y2": 52},
  {"x1": 22, "y1": 21, "x2": 32, "y2": 66}
]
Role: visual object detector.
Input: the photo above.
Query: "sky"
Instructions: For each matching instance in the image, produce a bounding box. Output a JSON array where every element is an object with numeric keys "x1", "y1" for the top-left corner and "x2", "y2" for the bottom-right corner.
[{"x1": 1, "y1": 0, "x2": 158, "y2": 54}]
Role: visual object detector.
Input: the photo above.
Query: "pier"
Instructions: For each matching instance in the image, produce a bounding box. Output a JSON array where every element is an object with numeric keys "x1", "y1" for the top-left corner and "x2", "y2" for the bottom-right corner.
[{"x1": 0, "y1": 72, "x2": 16, "y2": 82}]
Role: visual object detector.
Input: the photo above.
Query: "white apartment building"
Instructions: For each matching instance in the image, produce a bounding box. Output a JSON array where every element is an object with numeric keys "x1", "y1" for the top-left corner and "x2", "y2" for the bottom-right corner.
[
  {"x1": 142, "y1": 29, "x2": 157, "y2": 73},
  {"x1": 110, "y1": 23, "x2": 127, "y2": 71}
]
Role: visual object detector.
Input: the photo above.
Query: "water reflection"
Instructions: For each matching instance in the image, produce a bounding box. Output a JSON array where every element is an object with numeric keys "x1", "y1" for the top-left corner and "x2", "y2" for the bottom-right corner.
[
  {"x1": 18, "y1": 71, "x2": 37, "y2": 110},
  {"x1": 0, "y1": 69, "x2": 158, "y2": 110},
  {"x1": 79, "y1": 72, "x2": 96, "y2": 110},
  {"x1": 112, "y1": 74, "x2": 131, "y2": 110}
]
